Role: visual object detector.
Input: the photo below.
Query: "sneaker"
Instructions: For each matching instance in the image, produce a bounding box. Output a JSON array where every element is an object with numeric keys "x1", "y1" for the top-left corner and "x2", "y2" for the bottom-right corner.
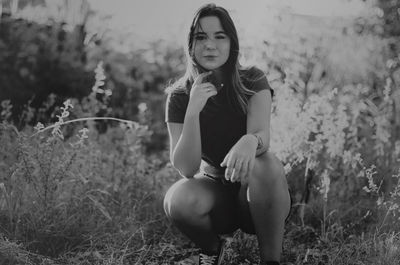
[{"x1": 198, "y1": 238, "x2": 226, "y2": 265}]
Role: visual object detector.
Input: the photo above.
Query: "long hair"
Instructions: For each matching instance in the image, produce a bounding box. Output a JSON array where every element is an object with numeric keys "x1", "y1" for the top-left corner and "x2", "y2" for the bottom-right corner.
[{"x1": 166, "y1": 3, "x2": 262, "y2": 115}]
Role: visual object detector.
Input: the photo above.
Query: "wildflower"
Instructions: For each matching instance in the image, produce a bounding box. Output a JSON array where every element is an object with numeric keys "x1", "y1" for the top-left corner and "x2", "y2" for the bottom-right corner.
[
  {"x1": 0, "y1": 100, "x2": 13, "y2": 120},
  {"x1": 51, "y1": 126, "x2": 64, "y2": 140},
  {"x1": 353, "y1": 153, "x2": 363, "y2": 166},
  {"x1": 138, "y1": 102, "x2": 148, "y2": 113},
  {"x1": 71, "y1": 127, "x2": 90, "y2": 147},
  {"x1": 126, "y1": 121, "x2": 134, "y2": 130},
  {"x1": 92, "y1": 61, "x2": 106, "y2": 93},
  {"x1": 320, "y1": 170, "x2": 331, "y2": 202},
  {"x1": 283, "y1": 163, "x2": 292, "y2": 174},
  {"x1": 343, "y1": 151, "x2": 363, "y2": 169},
  {"x1": 363, "y1": 165, "x2": 378, "y2": 193},
  {"x1": 34, "y1": 122, "x2": 45, "y2": 132},
  {"x1": 327, "y1": 87, "x2": 338, "y2": 100},
  {"x1": 49, "y1": 99, "x2": 74, "y2": 140},
  {"x1": 377, "y1": 196, "x2": 384, "y2": 206},
  {"x1": 383, "y1": 77, "x2": 391, "y2": 102},
  {"x1": 79, "y1": 128, "x2": 89, "y2": 139},
  {"x1": 394, "y1": 141, "x2": 400, "y2": 157},
  {"x1": 63, "y1": 99, "x2": 73, "y2": 110}
]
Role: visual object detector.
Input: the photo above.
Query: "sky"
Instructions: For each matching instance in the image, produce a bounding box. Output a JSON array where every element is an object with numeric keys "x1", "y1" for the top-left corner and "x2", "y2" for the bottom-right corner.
[{"x1": 86, "y1": 0, "x2": 368, "y2": 42}]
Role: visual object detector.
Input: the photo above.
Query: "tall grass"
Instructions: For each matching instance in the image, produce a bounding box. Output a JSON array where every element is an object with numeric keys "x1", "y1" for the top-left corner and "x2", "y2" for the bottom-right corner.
[
  {"x1": 0, "y1": 63, "x2": 182, "y2": 264},
  {"x1": 0, "y1": 62, "x2": 399, "y2": 264}
]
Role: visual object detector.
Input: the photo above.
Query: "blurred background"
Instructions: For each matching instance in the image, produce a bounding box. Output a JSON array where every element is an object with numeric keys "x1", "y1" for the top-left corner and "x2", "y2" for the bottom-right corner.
[
  {"x1": 0, "y1": 0, "x2": 389, "y2": 153},
  {"x1": 0, "y1": 0, "x2": 399, "y2": 264}
]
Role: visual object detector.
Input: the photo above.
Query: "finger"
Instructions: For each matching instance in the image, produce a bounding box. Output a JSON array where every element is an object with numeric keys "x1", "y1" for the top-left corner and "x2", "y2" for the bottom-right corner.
[
  {"x1": 193, "y1": 71, "x2": 212, "y2": 86},
  {"x1": 204, "y1": 87, "x2": 216, "y2": 94},
  {"x1": 198, "y1": 82, "x2": 214, "y2": 87},
  {"x1": 232, "y1": 160, "x2": 242, "y2": 182},
  {"x1": 225, "y1": 158, "x2": 235, "y2": 181},
  {"x1": 220, "y1": 154, "x2": 228, "y2": 167},
  {"x1": 206, "y1": 89, "x2": 218, "y2": 97},
  {"x1": 196, "y1": 83, "x2": 217, "y2": 96},
  {"x1": 196, "y1": 83, "x2": 213, "y2": 90},
  {"x1": 239, "y1": 159, "x2": 249, "y2": 181},
  {"x1": 241, "y1": 161, "x2": 251, "y2": 185},
  {"x1": 225, "y1": 165, "x2": 234, "y2": 181},
  {"x1": 202, "y1": 83, "x2": 217, "y2": 92},
  {"x1": 208, "y1": 87, "x2": 218, "y2": 96},
  {"x1": 248, "y1": 158, "x2": 255, "y2": 179},
  {"x1": 231, "y1": 168, "x2": 237, "y2": 182}
]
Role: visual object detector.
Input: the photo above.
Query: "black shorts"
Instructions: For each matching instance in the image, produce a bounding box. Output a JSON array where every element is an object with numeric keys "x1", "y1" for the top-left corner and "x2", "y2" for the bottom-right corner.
[{"x1": 200, "y1": 172, "x2": 292, "y2": 234}]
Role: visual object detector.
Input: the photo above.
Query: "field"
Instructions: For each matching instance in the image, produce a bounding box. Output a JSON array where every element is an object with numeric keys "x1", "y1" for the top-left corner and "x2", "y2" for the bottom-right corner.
[{"x1": 1, "y1": 0, "x2": 400, "y2": 264}]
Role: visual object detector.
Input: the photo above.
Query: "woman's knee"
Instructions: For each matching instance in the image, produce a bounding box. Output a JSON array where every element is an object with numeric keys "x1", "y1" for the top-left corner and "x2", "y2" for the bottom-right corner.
[
  {"x1": 163, "y1": 179, "x2": 214, "y2": 220},
  {"x1": 251, "y1": 152, "x2": 286, "y2": 187}
]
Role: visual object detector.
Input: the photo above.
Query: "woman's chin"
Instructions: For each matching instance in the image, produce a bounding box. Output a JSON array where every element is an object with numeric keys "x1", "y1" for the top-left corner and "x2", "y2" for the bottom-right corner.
[
  {"x1": 199, "y1": 61, "x2": 224, "y2": 70},
  {"x1": 200, "y1": 64, "x2": 222, "y2": 71},
  {"x1": 201, "y1": 66, "x2": 216, "y2": 71}
]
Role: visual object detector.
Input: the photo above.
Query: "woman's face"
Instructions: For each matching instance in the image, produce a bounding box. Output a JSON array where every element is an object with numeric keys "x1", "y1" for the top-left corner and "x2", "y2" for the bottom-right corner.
[{"x1": 192, "y1": 16, "x2": 231, "y2": 71}]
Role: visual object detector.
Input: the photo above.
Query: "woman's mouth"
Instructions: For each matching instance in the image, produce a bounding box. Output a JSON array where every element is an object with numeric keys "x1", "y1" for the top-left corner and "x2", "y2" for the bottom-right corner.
[{"x1": 204, "y1": 55, "x2": 217, "y2": 60}]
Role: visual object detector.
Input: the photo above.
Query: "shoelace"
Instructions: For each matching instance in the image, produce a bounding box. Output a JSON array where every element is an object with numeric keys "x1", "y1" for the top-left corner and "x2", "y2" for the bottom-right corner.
[{"x1": 199, "y1": 253, "x2": 217, "y2": 265}]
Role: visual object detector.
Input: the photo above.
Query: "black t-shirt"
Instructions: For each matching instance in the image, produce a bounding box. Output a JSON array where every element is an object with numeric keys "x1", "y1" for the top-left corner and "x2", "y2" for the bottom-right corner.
[{"x1": 165, "y1": 67, "x2": 273, "y2": 170}]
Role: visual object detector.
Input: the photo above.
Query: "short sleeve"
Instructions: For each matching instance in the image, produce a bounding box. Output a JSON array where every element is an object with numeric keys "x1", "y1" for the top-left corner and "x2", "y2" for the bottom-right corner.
[
  {"x1": 165, "y1": 92, "x2": 189, "y2": 123},
  {"x1": 246, "y1": 67, "x2": 274, "y2": 98}
]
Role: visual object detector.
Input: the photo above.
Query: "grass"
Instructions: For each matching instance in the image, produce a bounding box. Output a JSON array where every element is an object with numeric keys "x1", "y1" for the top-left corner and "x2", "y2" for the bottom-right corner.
[
  {"x1": 0, "y1": 62, "x2": 399, "y2": 264},
  {"x1": 1, "y1": 217, "x2": 399, "y2": 264},
  {"x1": 0, "y1": 116, "x2": 399, "y2": 264}
]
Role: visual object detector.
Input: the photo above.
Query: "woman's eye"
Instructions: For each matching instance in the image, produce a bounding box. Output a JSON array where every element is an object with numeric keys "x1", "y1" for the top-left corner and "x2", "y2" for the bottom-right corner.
[
  {"x1": 216, "y1": 35, "x2": 226, "y2": 39},
  {"x1": 194, "y1": 35, "x2": 206, "y2": 41}
]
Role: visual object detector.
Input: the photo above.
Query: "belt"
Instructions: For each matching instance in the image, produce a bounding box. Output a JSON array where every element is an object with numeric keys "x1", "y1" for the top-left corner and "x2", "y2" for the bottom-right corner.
[
  {"x1": 200, "y1": 161, "x2": 225, "y2": 178},
  {"x1": 200, "y1": 161, "x2": 234, "y2": 185}
]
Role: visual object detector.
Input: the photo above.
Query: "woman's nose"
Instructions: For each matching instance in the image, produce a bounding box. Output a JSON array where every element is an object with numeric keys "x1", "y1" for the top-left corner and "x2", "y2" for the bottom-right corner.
[{"x1": 204, "y1": 38, "x2": 216, "y2": 49}]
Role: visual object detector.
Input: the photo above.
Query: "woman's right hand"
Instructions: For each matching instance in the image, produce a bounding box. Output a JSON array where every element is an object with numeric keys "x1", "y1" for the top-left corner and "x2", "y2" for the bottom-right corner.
[{"x1": 187, "y1": 71, "x2": 218, "y2": 115}]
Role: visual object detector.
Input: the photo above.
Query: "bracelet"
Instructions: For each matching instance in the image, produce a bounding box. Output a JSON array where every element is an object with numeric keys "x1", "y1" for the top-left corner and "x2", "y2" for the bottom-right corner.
[{"x1": 250, "y1": 133, "x2": 263, "y2": 150}]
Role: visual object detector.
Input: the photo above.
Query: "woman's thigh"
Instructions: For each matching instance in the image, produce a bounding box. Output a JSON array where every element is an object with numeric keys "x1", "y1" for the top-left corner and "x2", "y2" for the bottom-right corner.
[{"x1": 164, "y1": 173, "x2": 241, "y2": 235}]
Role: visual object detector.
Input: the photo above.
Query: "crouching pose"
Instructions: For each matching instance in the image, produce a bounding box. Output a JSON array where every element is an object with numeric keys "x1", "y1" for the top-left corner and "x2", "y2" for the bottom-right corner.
[{"x1": 163, "y1": 4, "x2": 291, "y2": 265}]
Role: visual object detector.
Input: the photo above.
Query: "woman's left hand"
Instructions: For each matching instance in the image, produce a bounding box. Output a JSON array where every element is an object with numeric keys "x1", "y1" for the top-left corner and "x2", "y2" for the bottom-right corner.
[{"x1": 220, "y1": 134, "x2": 257, "y2": 183}]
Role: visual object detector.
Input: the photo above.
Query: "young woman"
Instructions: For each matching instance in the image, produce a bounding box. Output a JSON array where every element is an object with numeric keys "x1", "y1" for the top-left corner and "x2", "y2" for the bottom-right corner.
[{"x1": 163, "y1": 4, "x2": 291, "y2": 265}]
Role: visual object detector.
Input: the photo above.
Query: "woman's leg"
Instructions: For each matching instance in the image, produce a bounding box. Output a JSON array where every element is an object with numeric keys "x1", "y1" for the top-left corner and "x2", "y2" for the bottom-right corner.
[
  {"x1": 163, "y1": 174, "x2": 239, "y2": 254},
  {"x1": 238, "y1": 152, "x2": 291, "y2": 262}
]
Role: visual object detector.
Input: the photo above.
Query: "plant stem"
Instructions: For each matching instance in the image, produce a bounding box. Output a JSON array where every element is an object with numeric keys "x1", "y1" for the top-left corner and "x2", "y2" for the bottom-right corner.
[{"x1": 30, "y1": 117, "x2": 139, "y2": 137}]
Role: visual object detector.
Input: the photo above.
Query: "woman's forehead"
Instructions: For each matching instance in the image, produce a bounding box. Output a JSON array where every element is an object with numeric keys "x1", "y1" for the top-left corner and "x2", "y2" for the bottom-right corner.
[{"x1": 195, "y1": 16, "x2": 224, "y2": 33}]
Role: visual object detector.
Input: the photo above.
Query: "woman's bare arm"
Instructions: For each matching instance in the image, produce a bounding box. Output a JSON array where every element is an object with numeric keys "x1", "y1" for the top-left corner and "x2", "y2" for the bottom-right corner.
[
  {"x1": 245, "y1": 89, "x2": 272, "y2": 156},
  {"x1": 167, "y1": 72, "x2": 217, "y2": 177},
  {"x1": 167, "y1": 112, "x2": 202, "y2": 177},
  {"x1": 220, "y1": 89, "x2": 272, "y2": 181}
]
